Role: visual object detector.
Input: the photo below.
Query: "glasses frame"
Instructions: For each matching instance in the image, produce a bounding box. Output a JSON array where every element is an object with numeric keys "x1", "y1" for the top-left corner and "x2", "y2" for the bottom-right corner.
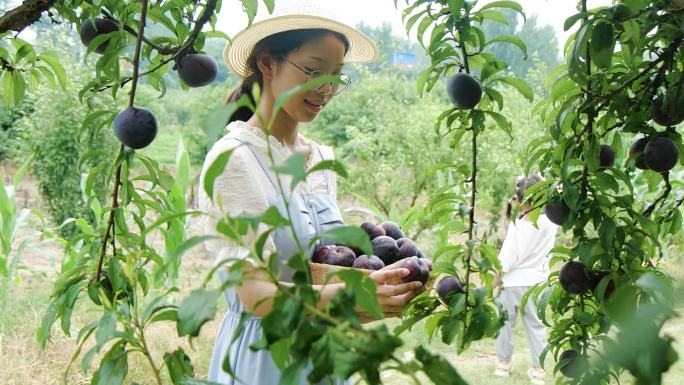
[{"x1": 281, "y1": 56, "x2": 351, "y2": 95}]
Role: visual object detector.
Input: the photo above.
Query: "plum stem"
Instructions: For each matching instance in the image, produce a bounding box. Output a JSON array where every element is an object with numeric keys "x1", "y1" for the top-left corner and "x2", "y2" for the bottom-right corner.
[
  {"x1": 128, "y1": 0, "x2": 149, "y2": 108},
  {"x1": 458, "y1": 15, "x2": 475, "y2": 349},
  {"x1": 94, "y1": 145, "x2": 124, "y2": 283},
  {"x1": 133, "y1": 300, "x2": 164, "y2": 385},
  {"x1": 579, "y1": 0, "x2": 593, "y2": 202},
  {"x1": 643, "y1": 172, "x2": 671, "y2": 217}
]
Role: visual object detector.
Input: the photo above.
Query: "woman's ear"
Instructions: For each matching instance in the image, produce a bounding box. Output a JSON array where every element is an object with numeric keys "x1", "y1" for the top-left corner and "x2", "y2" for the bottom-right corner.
[{"x1": 256, "y1": 53, "x2": 275, "y2": 80}]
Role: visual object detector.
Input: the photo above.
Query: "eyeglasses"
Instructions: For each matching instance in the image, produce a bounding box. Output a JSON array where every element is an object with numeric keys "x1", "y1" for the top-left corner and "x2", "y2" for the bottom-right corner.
[{"x1": 281, "y1": 57, "x2": 351, "y2": 95}]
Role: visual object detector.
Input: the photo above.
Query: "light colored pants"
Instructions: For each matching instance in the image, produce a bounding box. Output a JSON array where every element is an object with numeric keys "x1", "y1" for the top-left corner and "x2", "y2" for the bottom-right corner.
[{"x1": 495, "y1": 286, "x2": 547, "y2": 368}]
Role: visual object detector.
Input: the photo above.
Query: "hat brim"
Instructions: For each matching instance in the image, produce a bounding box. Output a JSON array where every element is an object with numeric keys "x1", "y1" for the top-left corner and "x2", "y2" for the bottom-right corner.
[{"x1": 224, "y1": 15, "x2": 380, "y2": 78}]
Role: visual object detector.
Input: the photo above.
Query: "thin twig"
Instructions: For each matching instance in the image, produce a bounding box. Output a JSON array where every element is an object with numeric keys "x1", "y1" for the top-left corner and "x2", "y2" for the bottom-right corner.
[
  {"x1": 643, "y1": 173, "x2": 671, "y2": 217},
  {"x1": 95, "y1": 146, "x2": 123, "y2": 282}
]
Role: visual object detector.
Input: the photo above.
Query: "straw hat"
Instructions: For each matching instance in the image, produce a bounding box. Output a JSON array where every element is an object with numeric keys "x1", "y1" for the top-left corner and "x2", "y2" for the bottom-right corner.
[{"x1": 223, "y1": 0, "x2": 380, "y2": 78}]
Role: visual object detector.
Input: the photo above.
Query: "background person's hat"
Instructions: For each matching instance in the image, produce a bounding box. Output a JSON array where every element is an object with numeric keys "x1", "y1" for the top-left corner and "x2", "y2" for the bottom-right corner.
[{"x1": 223, "y1": 0, "x2": 380, "y2": 78}]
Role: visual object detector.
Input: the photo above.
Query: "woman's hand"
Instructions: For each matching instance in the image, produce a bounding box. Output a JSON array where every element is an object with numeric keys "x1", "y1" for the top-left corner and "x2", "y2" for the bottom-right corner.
[{"x1": 368, "y1": 267, "x2": 425, "y2": 306}]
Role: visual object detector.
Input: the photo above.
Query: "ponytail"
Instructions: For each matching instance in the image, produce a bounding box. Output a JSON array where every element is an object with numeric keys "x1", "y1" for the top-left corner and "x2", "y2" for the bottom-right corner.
[{"x1": 226, "y1": 74, "x2": 259, "y2": 124}]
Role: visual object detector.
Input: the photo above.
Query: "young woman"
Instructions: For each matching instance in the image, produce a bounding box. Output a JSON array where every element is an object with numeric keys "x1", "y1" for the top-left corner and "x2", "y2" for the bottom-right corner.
[
  {"x1": 493, "y1": 175, "x2": 558, "y2": 385},
  {"x1": 198, "y1": 2, "x2": 425, "y2": 384}
]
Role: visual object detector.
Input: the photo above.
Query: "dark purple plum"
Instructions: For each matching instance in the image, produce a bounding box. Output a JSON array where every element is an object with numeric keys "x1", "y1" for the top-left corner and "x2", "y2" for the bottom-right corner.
[
  {"x1": 644, "y1": 137, "x2": 679, "y2": 172},
  {"x1": 399, "y1": 257, "x2": 429, "y2": 285},
  {"x1": 380, "y1": 221, "x2": 405, "y2": 240},
  {"x1": 398, "y1": 242, "x2": 421, "y2": 260},
  {"x1": 311, "y1": 245, "x2": 334, "y2": 263},
  {"x1": 113, "y1": 107, "x2": 158, "y2": 149},
  {"x1": 80, "y1": 18, "x2": 119, "y2": 54},
  {"x1": 629, "y1": 137, "x2": 650, "y2": 170},
  {"x1": 371, "y1": 236, "x2": 400, "y2": 265},
  {"x1": 421, "y1": 258, "x2": 433, "y2": 271},
  {"x1": 599, "y1": 144, "x2": 615, "y2": 168},
  {"x1": 559, "y1": 261, "x2": 593, "y2": 294},
  {"x1": 352, "y1": 255, "x2": 385, "y2": 270},
  {"x1": 558, "y1": 349, "x2": 587, "y2": 379},
  {"x1": 544, "y1": 201, "x2": 570, "y2": 226},
  {"x1": 396, "y1": 238, "x2": 412, "y2": 248},
  {"x1": 437, "y1": 276, "x2": 465, "y2": 303},
  {"x1": 324, "y1": 246, "x2": 356, "y2": 267},
  {"x1": 360, "y1": 221, "x2": 386, "y2": 240},
  {"x1": 446, "y1": 72, "x2": 482, "y2": 109},
  {"x1": 178, "y1": 54, "x2": 218, "y2": 87}
]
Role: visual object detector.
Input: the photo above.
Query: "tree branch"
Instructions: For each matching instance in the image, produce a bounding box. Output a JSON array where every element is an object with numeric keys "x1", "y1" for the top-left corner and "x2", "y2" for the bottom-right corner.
[{"x1": 0, "y1": 0, "x2": 56, "y2": 34}]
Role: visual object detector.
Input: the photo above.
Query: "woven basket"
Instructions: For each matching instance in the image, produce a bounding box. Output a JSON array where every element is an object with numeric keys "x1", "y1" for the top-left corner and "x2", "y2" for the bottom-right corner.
[{"x1": 309, "y1": 261, "x2": 435, "y2": 322}]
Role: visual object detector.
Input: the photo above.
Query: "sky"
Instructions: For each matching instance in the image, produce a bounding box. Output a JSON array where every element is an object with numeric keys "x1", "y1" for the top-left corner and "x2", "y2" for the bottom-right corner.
[{"x1": 215, "y1": 0, "x2": 613, "y2": 49}]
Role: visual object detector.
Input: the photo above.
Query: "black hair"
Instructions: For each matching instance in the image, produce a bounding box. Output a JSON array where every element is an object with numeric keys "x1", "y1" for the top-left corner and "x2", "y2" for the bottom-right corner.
[
  {"x1": 506, "y1": 174, "x2": 543, "y2": 219},
  {"x1": 225, "y1": 29, "x2": 351, "y2": 124}
]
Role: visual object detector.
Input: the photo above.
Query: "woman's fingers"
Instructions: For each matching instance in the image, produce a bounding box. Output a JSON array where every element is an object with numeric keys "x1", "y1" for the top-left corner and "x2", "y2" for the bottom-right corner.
[
  {"x1": 379, "y1": 286, "x2": 426, "y2": 306},
  {"x1": 376, "y1": 280, "x2": 423, "y2": 297},
  {"x1": 369, "y1": 267, "x2": 409, "y2": 284}
]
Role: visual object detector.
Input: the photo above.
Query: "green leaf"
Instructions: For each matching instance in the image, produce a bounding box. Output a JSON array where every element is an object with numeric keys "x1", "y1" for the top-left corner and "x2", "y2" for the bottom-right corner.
[
  {"x1": 307, "y1": 160, "x2": 347, "y2": 178},
  {"x1": 478, "y1": 10, "x2": 509, "y2": 25},
  {"x1": 337, "y1": 269, "x2": 383, "y2": 319},
  {"x1": 483, "y1": 111, "x2": 512, "y2": 139},
  {"x1": 317, "y1": 226, "x2": 372, "y2": 256},
  {"x1": 175, "y1": 141, "x2": 191, "y2": 193},
  {"x1": 415, "y1": 346, "x2": 468, "y2": 385},
  {"x1": 569, "y1": 24, "x2": 590, "y2": 83},
  {"x1": 487, "y1": 75, "x2": 533, "y2": 102},
  {"x1": 241, "y1": 0, "x2": 258, "y2": 24},
  {"x1": 164, "y1": 348, "x2": 195, "y2": 385},
  {"x1": 38, "y1": 52, "x2": 67, "y2": 90},
  {"x1": 272, "y1": 153, "x2": 307, "y2": 191},
  {"x1": 563, "y1": 12, "x2": 591, "y2": 31},
  {"x1": 202, "y1": 148, "x2": 237, "y2": 201},
  {"x1": 589, "y1": 20, "x2": 615, "y2": 69},
  {"x1": 177, "y1": 289, "x2": 219, "y2": 337},
  {"x1": 11, "y1": 72, "x2": 25, "y2": 104},
  {"x1": 485, "y1": 35, "x2": 527, "y2": 59},
  {"x1": 92, "y1": 342, "x2": 128, "y2": 385},
  {"x1": 477, "y1": 1, "x2": 525, "y2": 21},
  {"x1": 168, "y1": 235, "x2": 218, "y2": 262}
]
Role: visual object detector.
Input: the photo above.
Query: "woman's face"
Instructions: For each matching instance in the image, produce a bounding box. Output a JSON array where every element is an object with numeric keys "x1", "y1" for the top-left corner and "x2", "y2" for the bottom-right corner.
[{"x1": 269, "y1": 33, "x2": 347, "y2": 123}]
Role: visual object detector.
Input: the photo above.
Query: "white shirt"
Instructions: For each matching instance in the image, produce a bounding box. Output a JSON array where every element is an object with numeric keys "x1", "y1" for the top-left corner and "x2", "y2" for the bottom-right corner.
[
  {"x1": 198, "y1": 121, "x2": 336, "y2": 263},
  {"x1": 498, "y1": 214, "x2": 558, "y2": 287}
]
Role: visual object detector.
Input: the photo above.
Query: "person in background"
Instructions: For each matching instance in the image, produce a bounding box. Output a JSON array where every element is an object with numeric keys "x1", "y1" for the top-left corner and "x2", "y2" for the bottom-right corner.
[{"x1": 493, "y1": 174, "x2": 558, "y2": 385}]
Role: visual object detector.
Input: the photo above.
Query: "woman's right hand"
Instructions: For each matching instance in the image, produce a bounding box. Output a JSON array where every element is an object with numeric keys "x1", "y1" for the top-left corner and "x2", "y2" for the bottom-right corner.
[{"x1": 368, "y1": 267, "x2": 425, "y2": 306}]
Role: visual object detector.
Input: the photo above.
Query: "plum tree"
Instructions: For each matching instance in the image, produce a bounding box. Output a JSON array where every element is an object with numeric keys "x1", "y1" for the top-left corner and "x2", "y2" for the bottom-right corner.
[
  {"x1": 113, "y1": 107, "x2": 158, "y2": 149},
  {"x1": 177, "y1": 54, "x2": 218, "y2": 87},
  {"x1": 446, "y1": 72, "x2": 482, "y2": 109},
  {"x1": 79, "y1": 18, "x2": 119, "y2": 54}
]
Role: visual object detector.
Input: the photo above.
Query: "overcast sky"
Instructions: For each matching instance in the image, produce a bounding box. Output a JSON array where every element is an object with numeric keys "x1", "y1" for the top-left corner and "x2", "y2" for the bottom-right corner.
[{"x1": 215, "y1": 0, "x2": 612, "y2": 49}]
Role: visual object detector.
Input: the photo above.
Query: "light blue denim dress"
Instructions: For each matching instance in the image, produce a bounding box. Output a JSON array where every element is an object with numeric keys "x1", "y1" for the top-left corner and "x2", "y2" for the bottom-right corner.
[{"x1": 207, "y1": 139, "x2": 349, "y2": 385}]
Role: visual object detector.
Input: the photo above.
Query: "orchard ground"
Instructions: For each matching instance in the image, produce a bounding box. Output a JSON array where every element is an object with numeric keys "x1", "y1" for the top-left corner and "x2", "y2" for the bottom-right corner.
[{"x1": 2, "y1": 154, "x2": 684, "y2": 385}]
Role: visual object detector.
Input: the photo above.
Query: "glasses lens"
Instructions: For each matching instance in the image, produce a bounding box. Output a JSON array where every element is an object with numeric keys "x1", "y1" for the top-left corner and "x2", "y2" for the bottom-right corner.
[
  {"x1": 334, "y1": 74, "x2": 351, "y2": 95},
  {"x1": 306, "y1": 71, "x2": 351, "y2": 95}
]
